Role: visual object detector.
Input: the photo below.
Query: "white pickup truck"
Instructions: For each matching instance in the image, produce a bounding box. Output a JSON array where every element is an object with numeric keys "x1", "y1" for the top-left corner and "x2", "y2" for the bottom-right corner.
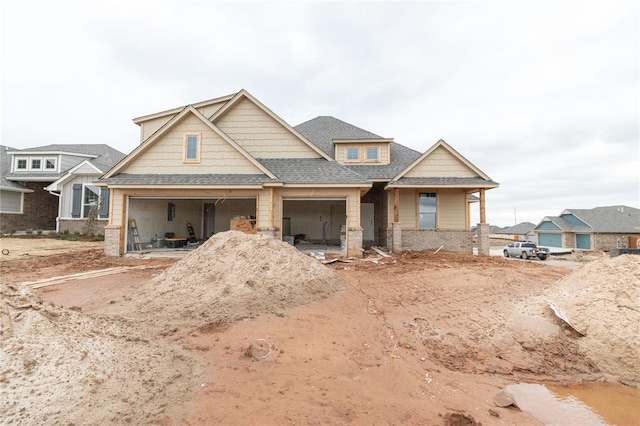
[{"x1": 503, "y1": 242, "x2": 548, "y2": 260}]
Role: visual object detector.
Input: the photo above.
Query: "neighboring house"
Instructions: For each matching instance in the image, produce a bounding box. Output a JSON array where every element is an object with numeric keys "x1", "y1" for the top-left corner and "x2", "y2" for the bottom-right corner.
[
  {"x1": 496, "y1": 222, "x2": 536, "y2": 241},
  {"x1": 0, "y1": 144, "x2": 125, "y2": 234},
  {"x1": 99, "y1": 90, "x2": 499, "y2": 257},
  {"x1": 534, "y1": 206, "x2": 640, "y2": 250}
]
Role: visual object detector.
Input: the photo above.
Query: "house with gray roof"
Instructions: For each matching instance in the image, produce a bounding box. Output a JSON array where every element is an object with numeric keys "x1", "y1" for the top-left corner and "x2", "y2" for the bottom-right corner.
[
  {"x1": 0, "y1": 144, "x2": 125, "y2": 234},
  {"x1": 99, "y1": 90, "x2": 499, "y2": 257},
  {"x1": 534, "y1": 206, "x2": 640, "y2": 250}
]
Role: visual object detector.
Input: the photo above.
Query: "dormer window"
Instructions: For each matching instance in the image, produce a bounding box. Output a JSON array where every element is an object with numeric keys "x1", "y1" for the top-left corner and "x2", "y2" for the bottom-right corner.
[
  {"x1": 16, "y1": 159, "x2": 27, "y2": 170},
  {"x1": 365, "y1": 147, "x2": 379, "y2": 162},
  {"x1": 346, "y1": 147, "x2": 360, "y2": 161},
  {"x1": 31, "y1": 159, "x2": 42, "y2": 170},
  {"x1": 45, "y1": 158, "x2": 57, "y2": 170},
  {"x1": 183, "y1": 133, "x2": 201, "y2": 163}
]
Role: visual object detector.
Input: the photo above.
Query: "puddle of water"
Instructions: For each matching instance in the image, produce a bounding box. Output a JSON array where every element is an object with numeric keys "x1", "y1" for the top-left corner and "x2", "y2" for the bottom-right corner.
[
  {"x1": 547, "y1": 383, "x2": 640, "y2": 426},
  {"x1": 504, "y1": 383, "x2": 607, "y2": 425}
]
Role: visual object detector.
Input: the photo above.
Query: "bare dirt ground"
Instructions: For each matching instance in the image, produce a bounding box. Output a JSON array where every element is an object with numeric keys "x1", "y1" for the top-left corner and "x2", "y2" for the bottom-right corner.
[{"x1": 1, "y1": 236, "x2": 638, "y2": 425}]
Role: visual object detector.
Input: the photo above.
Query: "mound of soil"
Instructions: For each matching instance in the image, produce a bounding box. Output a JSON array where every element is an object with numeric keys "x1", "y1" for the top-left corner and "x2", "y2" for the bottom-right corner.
[
  {"x1": 540, "y1": 255, "x2": 639, "y2": 385},
  {"x1": 132, "y1": 231, "x2": 344, "y2": 332},
  {"x1": 0, "y1": 283, "x2": 195, "y2": 425}
]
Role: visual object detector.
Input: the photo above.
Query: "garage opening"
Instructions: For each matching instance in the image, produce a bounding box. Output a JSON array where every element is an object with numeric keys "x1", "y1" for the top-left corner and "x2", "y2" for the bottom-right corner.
[
  {"x1": 126, "y1": 197, "x2": 256, "y2": 252},
  {"x1": 282, "y1": 198, "x2": 346, "y2": 254}
]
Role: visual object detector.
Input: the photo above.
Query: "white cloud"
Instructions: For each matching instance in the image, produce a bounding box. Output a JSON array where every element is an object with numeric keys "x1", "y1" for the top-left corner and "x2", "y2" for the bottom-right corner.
[{"x1": 2, "y1": 0, "x2": 638, "y2": 227}]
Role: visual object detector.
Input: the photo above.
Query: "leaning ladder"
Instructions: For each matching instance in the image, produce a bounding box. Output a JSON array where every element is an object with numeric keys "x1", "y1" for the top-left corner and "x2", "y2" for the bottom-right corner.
[{"x1": 128, "y1": 219, "x2": 142, "y2": 251}]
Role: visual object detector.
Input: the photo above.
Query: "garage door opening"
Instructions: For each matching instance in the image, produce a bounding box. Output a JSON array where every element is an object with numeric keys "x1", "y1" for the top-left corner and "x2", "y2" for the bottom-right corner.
[
  {"x1": 126, "y1": 197, "x2": 256, "y2": 252},
  {"x1": 282, "y1": 198, "x2": 346, "y2": 254}
]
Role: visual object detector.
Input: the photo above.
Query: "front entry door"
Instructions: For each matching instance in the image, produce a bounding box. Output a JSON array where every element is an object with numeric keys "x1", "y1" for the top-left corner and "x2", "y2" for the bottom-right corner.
[{"x1": 361, "y1": 203, "x2": 374, "y2": 242}]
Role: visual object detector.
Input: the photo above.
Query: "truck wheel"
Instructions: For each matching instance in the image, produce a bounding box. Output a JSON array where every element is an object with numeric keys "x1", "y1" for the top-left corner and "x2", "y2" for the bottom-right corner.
[
  {"x1": 521, "y1": 252, "x2": 528, "y2": 260},
  {"x1": 503, "y1": 250, "x2": 509, "y2": 258},
  {"x1": 538, "y1": 255, "x2": 547, "y2": 261}
]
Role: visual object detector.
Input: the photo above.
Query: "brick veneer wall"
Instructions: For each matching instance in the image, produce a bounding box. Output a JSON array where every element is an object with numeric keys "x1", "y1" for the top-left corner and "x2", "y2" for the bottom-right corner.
[
  {"x1": 593, "y1": 233, "x2": 638, "y2": 250},
  {"x1": 58, "y1": 219, "x2": 108, "y2": 235},
  {"x1": 401, "y1": 229, "x2": 473, "y2": 253},
  {"x1": 0, "y1": 182, "x2": 57, "y2": 233}
]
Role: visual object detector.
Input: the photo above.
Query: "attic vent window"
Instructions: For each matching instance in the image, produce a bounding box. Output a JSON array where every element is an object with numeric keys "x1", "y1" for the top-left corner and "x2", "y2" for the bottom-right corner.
[
  {"x1": 183, "y1": 133, "x2": 201, "y2": 163},
  {"x1": 346, "y1": 147, "x2": 360, "y2": 161},
  {"x1": 365, "y1": 147, "x2": 379, "y2": 162}
]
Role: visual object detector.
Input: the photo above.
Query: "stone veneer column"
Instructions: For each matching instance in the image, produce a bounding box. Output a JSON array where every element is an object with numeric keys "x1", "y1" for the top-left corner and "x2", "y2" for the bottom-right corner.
[
  {"x1": 477, "y1": 223, "x2": 490, "y2": 256},
  {"x1": 104, "y1": 224, "x2": 121, "y2": 256},
  {"x1": 347, "y1": 228, "x2": 363, "y2": 258},
  {"x1": 392, "y1": 222, "x2": 402, "y2": 253}
]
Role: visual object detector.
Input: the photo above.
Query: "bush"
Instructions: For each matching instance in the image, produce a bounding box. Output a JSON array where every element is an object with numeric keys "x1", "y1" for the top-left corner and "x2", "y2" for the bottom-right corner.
[
  {"x1": 93, "y1": 234, "x2": 105, "y2": 241},
  {"x1": 36, "y1": 229, "x2": 43, "y2": 236},
  {"x1": 25, "y1": 229, "x2": 33, "y2": 237}
]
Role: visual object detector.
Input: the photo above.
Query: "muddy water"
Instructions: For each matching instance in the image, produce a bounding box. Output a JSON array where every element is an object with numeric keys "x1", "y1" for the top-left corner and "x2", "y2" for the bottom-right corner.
[
  {"x1": 504, "y1": 383, "x2": 607, "y2": 425},
  {"x1": 547, "y1": 383, "x2": 640, "y2": 426}
]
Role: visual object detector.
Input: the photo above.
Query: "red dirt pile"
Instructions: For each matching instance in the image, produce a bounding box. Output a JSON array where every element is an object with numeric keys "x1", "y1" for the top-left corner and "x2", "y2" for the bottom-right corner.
[{"x1": 131, "y1": 230, "x2": 344, "y2": 333}]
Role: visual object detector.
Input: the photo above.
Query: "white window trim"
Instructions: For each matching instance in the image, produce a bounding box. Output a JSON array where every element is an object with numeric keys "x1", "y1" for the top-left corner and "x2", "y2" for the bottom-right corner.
[
  {"x1": 0, "y1": 191, "x2": 24, "y2": 214},
  {"x1": 14, "y1": 157, "x2": 28, "y2": 171},
  {"x1": 364, "y1": 146, "x2": 380, "y2": 163},
  {"x1": 44, "y1": 157, "x2": 58, "y2": 171},
  {"x1": 29, "y1": 157, "x2": 43, "y2": 171},
  {"x1": 345, "y1": 146, "x2": 361, "y2": 163},
  {"x1": 82, "y1": 184, "x2": 103, "y2": 219},
  {"x1": 183, "y1": 132, "x2": 202, "y2": 163}
]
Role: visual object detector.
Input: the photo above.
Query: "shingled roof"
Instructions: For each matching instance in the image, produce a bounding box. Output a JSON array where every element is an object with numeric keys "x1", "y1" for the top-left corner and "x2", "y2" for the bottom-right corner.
[{"x1": 295, "y1": 116, "x2": 421, "y2": 180}]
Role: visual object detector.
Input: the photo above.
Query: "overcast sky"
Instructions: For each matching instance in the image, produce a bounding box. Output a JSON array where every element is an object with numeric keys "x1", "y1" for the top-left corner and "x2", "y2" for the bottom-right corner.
[{"x1": 2, "y1": 0, "x2": 638, "y2": 227}]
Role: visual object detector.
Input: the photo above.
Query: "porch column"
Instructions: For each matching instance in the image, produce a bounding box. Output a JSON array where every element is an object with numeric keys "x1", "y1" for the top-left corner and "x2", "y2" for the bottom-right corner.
[
  {"x1": 104, "y1": 224, "x2": 122, "y2": 256},
  {"x1": 392, "y1": 188, "x2": 402, "y2": 253},
  {"x1": 477, "y1": 189, "x2": 490, "y2": 256}
]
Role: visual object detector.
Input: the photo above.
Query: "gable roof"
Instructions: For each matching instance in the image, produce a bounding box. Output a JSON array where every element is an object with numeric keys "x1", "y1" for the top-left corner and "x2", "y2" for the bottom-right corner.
[
  {"x1": 103, "y1": 105, "x2": 277, "y2": 180},
  {"x1": 210, "y1": 90, "x2": 332, "y2": 161},
  {"x1": 536, "y1": 206, "x2": 640, "y2": 233},
  {"x1": 132, "y1": 93, "x2": 236, "y2": 124},
  {"x1": 499, "y1": 222, "x2": 536, "y2": 235}
]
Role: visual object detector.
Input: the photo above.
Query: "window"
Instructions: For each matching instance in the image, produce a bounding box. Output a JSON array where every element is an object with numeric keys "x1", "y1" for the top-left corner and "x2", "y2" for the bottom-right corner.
[
  {"x1": 83, "y1": 185, "x2": 100, "y2": 218},
  {"x1": 183, "y1": 133, "x2": 201, "y2": 162},
  {"x1": 16, "y1": 159, "x2": 27, "y2": 170},
  {"x1": 365, "y1": 147, "x2": 379, "y2": 162},
  {"x1": 31, "y1": 159, "x2": 42, "y2": 170},
  {"x1": 419, "y1": 192, "x2": 437, "y2": 228},
  {"x1": 45, "y1": 158, "x2": 57, "y2": 170},
  {"x1": 346, "y1": 147, "x2": 360, "y2": 161}
]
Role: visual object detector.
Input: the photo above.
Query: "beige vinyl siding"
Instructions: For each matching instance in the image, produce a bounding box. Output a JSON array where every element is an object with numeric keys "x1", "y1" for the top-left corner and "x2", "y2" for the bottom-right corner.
[
  {"x1": 140, "y1": 115, "x2": 174, "y2": 143},
  {"x1": 60, "y1": 175, "x2": 101, "y2": 218},
  {"x1": 216, "y1": 98, "x2": 321, "y2": 159},
  {"x1": 405, "y1": 146, "x2": 477, "y2": 178},
  {"x1": 0, "y1": 190, "x2": 22, "y2": 213},
  {"x1": 334, "y1": 143, "x2": 390, "y2": 165},
  {"x1": 393, "y1": 189, "x2": 417, "y2": 227},
  {"x1": 122, "y1": 114, "x2": 264, "y2": 174},
  {"x1": 437, "y1": 190, "x2": 466, "y2": 229},
  {"x1": 198, "y1": 101, "x2": 226, "y2": 120},
  {"x1": 385, "y1": 189, "x2": 466, "y2": 230}
]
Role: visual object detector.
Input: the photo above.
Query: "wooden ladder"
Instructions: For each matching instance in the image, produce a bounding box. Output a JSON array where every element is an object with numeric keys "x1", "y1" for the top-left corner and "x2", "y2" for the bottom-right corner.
[{"x1": 128, "y1": 219, "x2": 142, "y2": 251}]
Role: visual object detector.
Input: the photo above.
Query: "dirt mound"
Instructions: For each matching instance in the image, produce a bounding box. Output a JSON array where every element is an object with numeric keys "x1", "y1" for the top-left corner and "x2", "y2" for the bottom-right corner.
[
  {"x1": 540, "y1": 255, "x2": 640, "y2": 384},
  {"x1": 0, "y1": 283, "x2": 195, "y2": 425},
  {"x1": 133, "y1": 231, "x2": 344, "y2": 332}
]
